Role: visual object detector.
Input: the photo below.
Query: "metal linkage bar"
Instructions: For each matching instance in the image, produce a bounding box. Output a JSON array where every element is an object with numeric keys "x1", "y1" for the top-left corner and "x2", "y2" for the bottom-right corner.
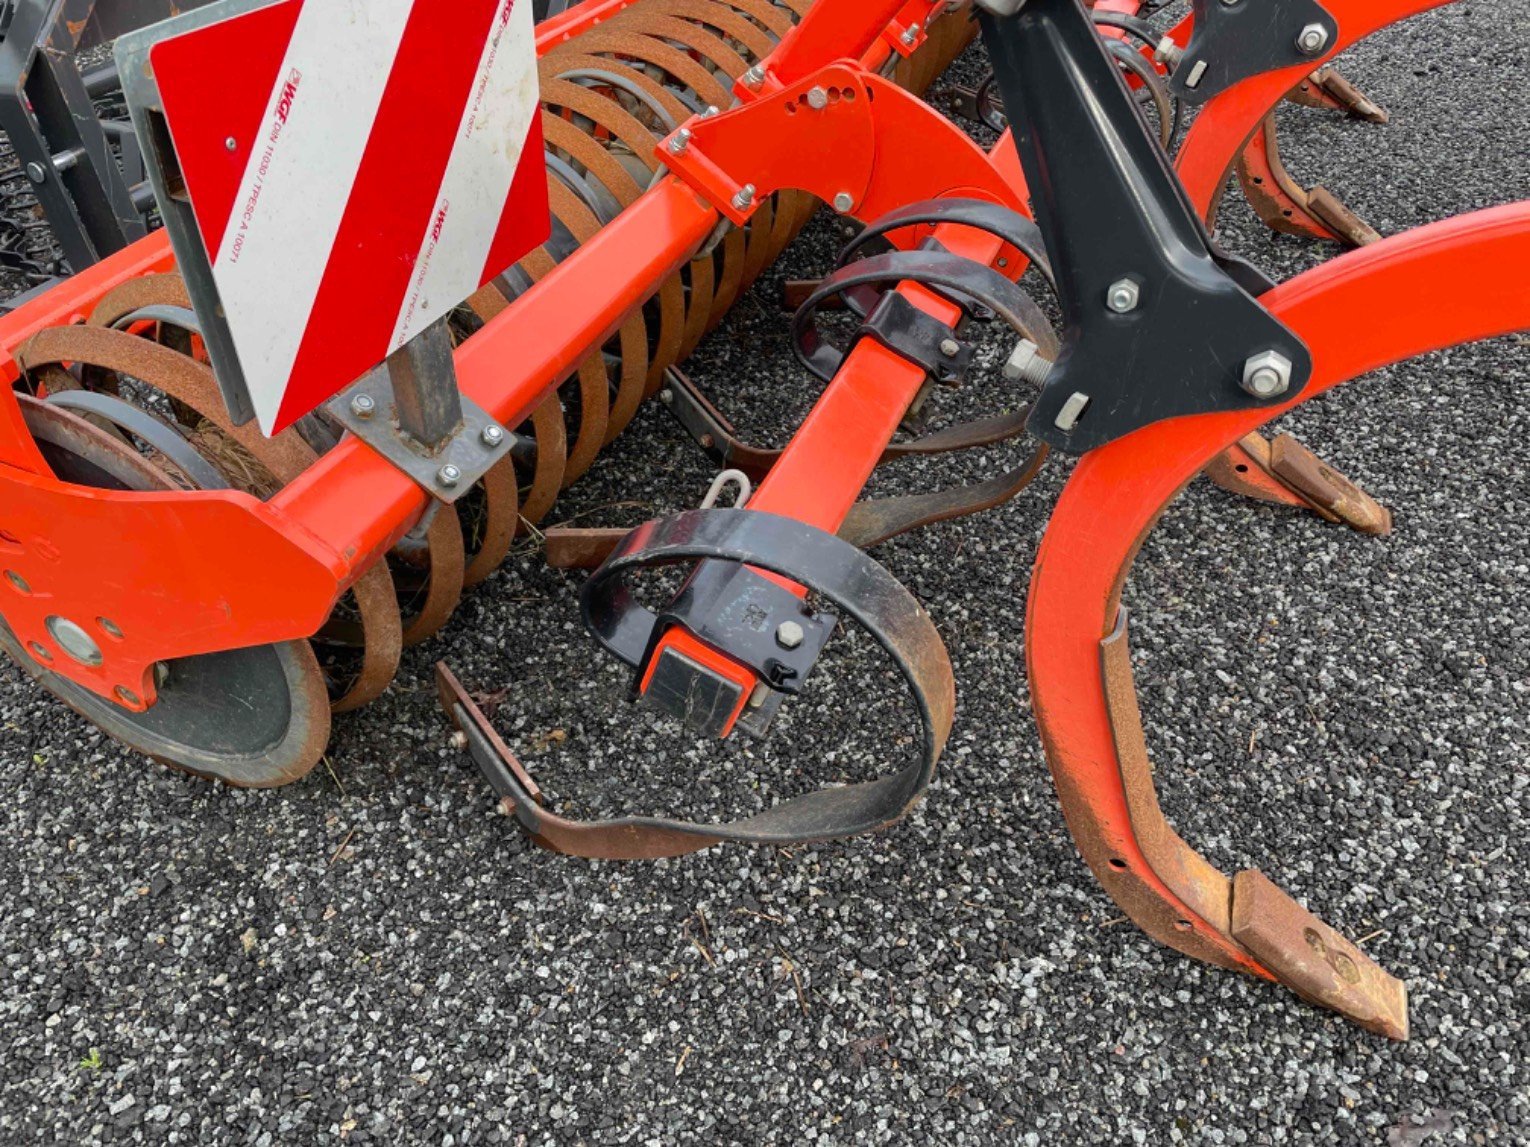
[{"x1": 0, "y1": 0, "x2": 210, "y2": 272}]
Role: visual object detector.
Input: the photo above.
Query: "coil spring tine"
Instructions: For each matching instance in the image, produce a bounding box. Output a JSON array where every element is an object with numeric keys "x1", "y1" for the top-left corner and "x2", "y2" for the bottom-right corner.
[
  {"x1": 461, "y1": 457, "x2": 522, "y2": 590},
  {"x1": 400, "y1": 508, "x2": 467, "y2": 647}
]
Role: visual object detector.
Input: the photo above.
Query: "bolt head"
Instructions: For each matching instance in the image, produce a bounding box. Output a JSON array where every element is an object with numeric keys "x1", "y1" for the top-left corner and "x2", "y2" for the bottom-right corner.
[
  {"x1": 731, "y1": 184, "x2": 756, "y2": 210},
  {"x1": 1106, "y1": 278, "x2": 1141, "y2": 314},
  {"x1": 437, "y1": 464, "x2": 462, "y2": 489},
  {"x1": 1241, "y1": 350, "x2": 1294, "y2": 399},
  {"x1": 775, "y1": 620, "x2": 805, "y2": 650},
  {"x1": 939, "y1": 338, "x2": 961, "y2": 358},
  {"x1": 1296, "y1": 22, "x2": 1329, "y2": 54},
  {"x1": 901, "y1": 24, "x2": 919, "y2": 44},
  {"x1": 350, "y1": 393, "x2": 376, "y2": 419},
  {"x1": 225, "y1": 136, "x2": 238, "y2": 152},
  {"x1": 805, "y1": 86, "x2": 829, "y2": 110},
  {"x1": 25, "y1": 162, "x2": 45, "y2": 184},
  {"x1": 832, "y1": 192, "x2": 854, "y2": 214},
  {"x1": 667, "y1": 128, "x2": 692, "y2": 155},
  {"x1": 481, "y1": 424, "x2": 505, "y2": 448}
]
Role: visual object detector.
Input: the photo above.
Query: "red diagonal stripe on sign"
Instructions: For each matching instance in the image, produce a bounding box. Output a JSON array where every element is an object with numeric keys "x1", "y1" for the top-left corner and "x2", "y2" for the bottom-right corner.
[
  {"x1": 151, "y1": 0, "x2": 303, "y2": 258},
  {"x1": 272, "y1": 0, "x2": 507, "y2": 434},
  {"x1": 481, "y1": 114, "x2": 551, "y2": 285}
]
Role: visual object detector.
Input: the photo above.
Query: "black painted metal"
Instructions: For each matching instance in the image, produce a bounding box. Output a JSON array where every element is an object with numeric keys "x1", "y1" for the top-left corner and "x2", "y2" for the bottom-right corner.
[
  {"x1": 977, "y1": 0, "x2": 1311, "y2": 455},
  {"x1": 1170, "y1": 0, "x2": 1338, "y2": 105},
  {"x1": 0, "y1": 0, "x2": 206, "y2": 271}
]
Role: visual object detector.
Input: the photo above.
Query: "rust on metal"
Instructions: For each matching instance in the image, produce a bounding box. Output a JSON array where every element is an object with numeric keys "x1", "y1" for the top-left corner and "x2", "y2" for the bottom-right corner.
[
  {"x1": 1269, "y1": 434, "x2": 1393, "y2": 536},
  {"x1": 1231, "y1": 870, "x2": 1409, "y2": 1040},
  {"x1": 1236, "y1": 112, "x2": 1381, "y2": 248}
]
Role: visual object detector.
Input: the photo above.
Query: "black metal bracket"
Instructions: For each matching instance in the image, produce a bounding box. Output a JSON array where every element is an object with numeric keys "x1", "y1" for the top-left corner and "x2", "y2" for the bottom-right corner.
[
  {"x1": 1170, "y1": 0, "x2": 1339, "y2": 105},
  {"x1": 976, "y1": 0, "x2": 1312, "y2": 455},
  {"x1": 0, "y1": 0, "x2": 208, "y2": 273}
]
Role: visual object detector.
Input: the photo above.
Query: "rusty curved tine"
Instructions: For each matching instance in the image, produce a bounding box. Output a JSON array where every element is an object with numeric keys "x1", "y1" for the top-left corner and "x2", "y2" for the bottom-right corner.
[
  {"x1": 1233, "y1": 111, "x2": 1380, "y2": 248},
  {"x1": 525, "y1": 179, "x2": 612, "y2": 486},
  {"x1": 86, "y1": 273, "x2": 192, "y2": 325},
  {"x1": 399, "y1": 507, "x2": 468, "y2": 648},
  {"x1": 462, "y1": 458, "x2": 521, "y2": 590},
  {"x1": 712, "y1": 0, "x2": 795, "y2": 40},
  {"x1": 16, "y1": 321, "x2": 406, "y2": 712},
  {"x1": 645, "y1": 0, "x2": 777, "y2": 61},
  {"x1": 463, "y1": 288, "x2": 569, "y2": 529}
]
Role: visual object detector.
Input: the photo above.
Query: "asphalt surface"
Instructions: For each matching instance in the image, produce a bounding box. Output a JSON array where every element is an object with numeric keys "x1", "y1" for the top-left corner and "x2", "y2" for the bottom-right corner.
[{"x1": 1, "y1": 5, "x2": 1527, "y2": 1144}]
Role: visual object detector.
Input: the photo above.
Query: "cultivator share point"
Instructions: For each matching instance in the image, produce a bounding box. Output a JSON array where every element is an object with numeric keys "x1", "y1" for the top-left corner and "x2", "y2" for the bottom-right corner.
[{"x1": 0, "y1": 0, "x2": 1520, "y2": 1040}]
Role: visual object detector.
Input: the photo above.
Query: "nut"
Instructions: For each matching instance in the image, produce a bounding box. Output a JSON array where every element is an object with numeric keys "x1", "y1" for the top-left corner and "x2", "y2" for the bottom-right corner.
[{"x1": 1241, "y1": 349, "x2": 1294, "y2": 399}]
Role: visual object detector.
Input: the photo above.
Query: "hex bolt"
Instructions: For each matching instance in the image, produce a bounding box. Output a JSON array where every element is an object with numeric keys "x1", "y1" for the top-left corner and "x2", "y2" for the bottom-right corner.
[
  {"x1": 4, "y1": 569, "x2": 30, "y2": 595},
  {"x1": 732, "y1": 183, "x2": 756, "y2": 211},
  {"x1": 1241, "y1": 349, "x2": 1294, "y2": 399},
  {"x1": 775, "y1": 620, "x2": 805, "y2": 650},
  {"x1": 225, "y1": 136, "x2": 238, "y2": 152},
  {"x1": 1004, "y1": 339, "x2": 1055, "y2": 388},
  {"x1": 25, "y1": 161, "x2": 45, "y2": 184},
  {"x1": 481, "y1": 424, "x2": 506, "y2": 448},
  {"x1": 350, "y1": 393, "x2": 377, "y2": 419},
  {"x1": 832, "y1": 192, "x2": 854, "y2": 214},
  {"x1": 437, "y1": 464, "x2": 462, "y2": 489},
  {"x1": 1296, "y1": 23, "x2": 1330, "y2": 54},
  {"x1": 1154, "y1": 36, "x2": 1184, "y2": 67},
  {"x1": 667, "y1": 128, "x2": 692, "y2": 155},
  {"x1": 805, "y1": 86, "x2": 829, "y2": 110},
  {"x1": 1106, "y1": 278, "x2": 1141, "y2": 314},
  {"x1": 939, "y1": 338, "x2": 962, "y2": 359},
  {"x1": 742, "y1": 64, "x2": 765, "y2": 89},
  {"x1": 901, "y1": 25, "x2": 919, "y2": 45}
]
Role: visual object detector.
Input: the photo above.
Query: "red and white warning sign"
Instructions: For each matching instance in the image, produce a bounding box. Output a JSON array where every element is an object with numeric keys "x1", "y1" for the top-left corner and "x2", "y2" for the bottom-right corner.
[{"x1": 150, "y1": 0, "x2": 550, "y2": 435}]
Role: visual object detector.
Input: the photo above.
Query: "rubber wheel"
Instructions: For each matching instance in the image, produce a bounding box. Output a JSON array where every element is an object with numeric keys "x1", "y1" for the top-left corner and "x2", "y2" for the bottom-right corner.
[{"x1": 0, "y1": 399, "x2": 331, "y2": 787}]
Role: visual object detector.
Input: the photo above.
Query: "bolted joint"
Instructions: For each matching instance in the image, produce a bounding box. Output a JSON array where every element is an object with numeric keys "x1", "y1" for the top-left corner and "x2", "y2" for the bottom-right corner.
[
  {"x1": 832, "y1": 191, "x2": 855, "y2": 214},
  {"x1": 1106, "y1": 278, "x2": 1141, "y2": 314},
  {"x1": 1241, "y1": 350, "x2": 1294, "y2": 399},
  {"x1": 1296, "y1": 22, "x2": 1330, "y2": 55},
  {"x1": 742, "y1": 64, "x2": 765, "y2": 90},
  {"x1": 1003, "y1": 339, "x2": 1056, "y2": 388},
  {"x1": 667, "y1": 127, "x2": 692, "y2": 155},
  {"x1": 436, "y1": 464, "x2": 463, "y2": 489},
  {"x1": 1154, "y1": 36, "x2": 1184, "y2": 67},
  {"x1": 350, "y1": 393, "x2": 377, "y2": 419},
  {"x1": 731, "y1": 183, "x2": 757, "y2": 211},
  {"x1": 775, "y1": 620, "x2": 805, "y2": 650},
  {"x1": 805, "y1": 86, "x2": 829, "y2": 110}
]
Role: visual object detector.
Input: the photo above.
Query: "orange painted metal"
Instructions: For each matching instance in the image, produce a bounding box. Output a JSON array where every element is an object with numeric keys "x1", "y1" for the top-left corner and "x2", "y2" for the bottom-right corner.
[
  {"x1": 1026, "y1": 202, "x2": 1530, "y2": 983},
  {"x1": 1177, "y1": 0, "x2": 1454, "y2": 218},
  {"x1": 0, "y1": 1, "x2": 942, "y2": 709},
  {"x1": 665, "y1": 64, "x2": 1021, "y2": 227}
]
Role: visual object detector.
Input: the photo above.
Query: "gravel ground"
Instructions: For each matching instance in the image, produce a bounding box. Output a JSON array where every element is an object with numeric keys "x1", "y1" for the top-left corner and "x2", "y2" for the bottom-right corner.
[{"x1": 2, "y1": 5, "x2": 1527, "y2": 1144}]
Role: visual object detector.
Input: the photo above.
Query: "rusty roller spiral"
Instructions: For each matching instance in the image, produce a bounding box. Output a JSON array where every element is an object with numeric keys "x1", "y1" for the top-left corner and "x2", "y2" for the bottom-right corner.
[{"x1": 9, "y1": 0, "x2": 975, "y2": 730}]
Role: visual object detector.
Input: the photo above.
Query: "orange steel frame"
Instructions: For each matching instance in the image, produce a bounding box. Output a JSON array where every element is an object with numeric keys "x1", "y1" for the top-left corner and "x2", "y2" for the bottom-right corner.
[{"x1": 0, "y1": 0, "x2": 1473, "y2": 720}]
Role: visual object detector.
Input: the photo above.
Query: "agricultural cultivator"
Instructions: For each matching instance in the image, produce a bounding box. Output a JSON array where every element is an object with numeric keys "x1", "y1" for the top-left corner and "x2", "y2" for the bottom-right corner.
[{"x1": 0, "y1": 0, "x2": 1520, "y2": 1043}]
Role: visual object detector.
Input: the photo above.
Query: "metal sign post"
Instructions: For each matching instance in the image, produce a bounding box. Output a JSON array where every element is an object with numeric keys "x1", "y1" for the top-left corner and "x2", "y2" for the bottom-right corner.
[{"x1": 116, "y1": 0, "x2": 550, "y2": 498}]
